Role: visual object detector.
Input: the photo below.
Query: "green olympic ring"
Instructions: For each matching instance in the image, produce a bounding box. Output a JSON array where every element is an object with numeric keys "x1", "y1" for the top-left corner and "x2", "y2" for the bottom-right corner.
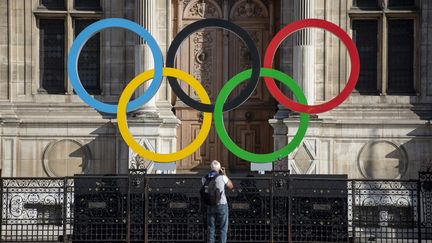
[{"x1": 214, "y1": 68, "x2": 310, "y2": 163}]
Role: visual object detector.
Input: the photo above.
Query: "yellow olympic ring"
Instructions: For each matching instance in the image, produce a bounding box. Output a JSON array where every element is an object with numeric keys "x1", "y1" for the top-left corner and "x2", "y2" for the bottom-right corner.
[{"x1": 117, "y1": 68, "x2": 212, "y2": 162}]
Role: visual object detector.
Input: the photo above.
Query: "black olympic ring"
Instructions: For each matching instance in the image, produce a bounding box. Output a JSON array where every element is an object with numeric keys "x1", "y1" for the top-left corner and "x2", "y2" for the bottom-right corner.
[{"x1": 166, "y1": 18, "x2": 261, "y2": 112}]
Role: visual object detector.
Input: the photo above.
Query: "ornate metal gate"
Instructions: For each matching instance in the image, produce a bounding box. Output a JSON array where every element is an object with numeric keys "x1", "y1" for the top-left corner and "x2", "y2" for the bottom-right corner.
[
  {"x1": 420, "y1": 172, "x2": 432, "y2": 240},
  {"x1": 145, "y1": 175, "x2": 205, "y2": 242},
  {"x1": 1, "y1": 172, "x2": 431, "y2": 242},
  {"x1": 350, "y1": 180, "x2": 419, "y2": 242},
  {"x1": 72, "y1": 176, "x2": 129, "y2": 242},
  {"x1": 0, "y1": 178, "x2": 67, "y2": 242},
  {"x1": 289, "y1": 176, "x2": 348, "y2": 242}
]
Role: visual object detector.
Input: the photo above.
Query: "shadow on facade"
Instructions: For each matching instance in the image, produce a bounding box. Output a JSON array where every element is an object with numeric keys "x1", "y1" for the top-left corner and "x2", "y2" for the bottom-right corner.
[{"x1": 69, "y1": 122, "x2": 122, "y2": 175}]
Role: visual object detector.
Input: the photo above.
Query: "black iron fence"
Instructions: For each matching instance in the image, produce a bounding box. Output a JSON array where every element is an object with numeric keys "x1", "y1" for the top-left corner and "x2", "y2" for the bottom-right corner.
[{"x1": 1, "y1": 171, "x2": 431, "y2": 243}]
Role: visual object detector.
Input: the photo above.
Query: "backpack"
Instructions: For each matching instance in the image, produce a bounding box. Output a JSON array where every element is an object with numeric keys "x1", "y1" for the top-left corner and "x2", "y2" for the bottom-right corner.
[{"x1": 200, "y1": 174, "x2": 222, "y2": 206}]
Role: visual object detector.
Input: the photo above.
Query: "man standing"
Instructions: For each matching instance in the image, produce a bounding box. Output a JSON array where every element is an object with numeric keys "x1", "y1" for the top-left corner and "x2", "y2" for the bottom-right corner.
[{"x1": 201, "y1": 160, "x2": 234, "y2": 243}]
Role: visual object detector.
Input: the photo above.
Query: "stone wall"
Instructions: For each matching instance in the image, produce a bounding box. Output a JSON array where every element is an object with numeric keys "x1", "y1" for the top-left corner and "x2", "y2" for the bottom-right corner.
[
  {"x1": 272, "y1": 0, "x2": 432, "y2": 179},
  {"x1": 0, "y1": 0, "x2": 177, "y2": 177},
  {"x1": 1, "y1": 0, "x2": 431, "y2": 178}
]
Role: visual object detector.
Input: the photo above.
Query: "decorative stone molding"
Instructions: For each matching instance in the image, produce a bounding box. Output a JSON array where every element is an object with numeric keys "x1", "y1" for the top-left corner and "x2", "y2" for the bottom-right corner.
[
  {"x1": 289, "y1": 139, "x2": 317, "y2": 174},
  {"x1": 42, "y1": 139, "x2": 91, "y2": 177},
  {"x1": 357, "y1": 141, "x2": 408, "y2": 179},
  {"x1": 128, "y1": 137, "x2": 155, "y2": 172}
]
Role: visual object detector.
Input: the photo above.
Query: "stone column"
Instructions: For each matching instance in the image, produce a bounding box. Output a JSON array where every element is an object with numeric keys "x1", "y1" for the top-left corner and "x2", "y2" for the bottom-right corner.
[
  {"x1": 274, "y1": 0, "x2": 316, "y2": 119},
  {"x1": 134, "y1": 0, "x2": 158, "y2": 117},
  {"x1": 293, "y1": 0, "x2": 315, "y2": 105},
  {"x1": 270, "y1": 0, "x2": 315, "y2": 171}
]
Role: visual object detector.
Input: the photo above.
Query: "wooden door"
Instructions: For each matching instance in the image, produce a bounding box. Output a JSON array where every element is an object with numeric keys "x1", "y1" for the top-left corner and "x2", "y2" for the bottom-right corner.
[{"x1": 173, "y1": 0, "x2": 277, "y2": 173}]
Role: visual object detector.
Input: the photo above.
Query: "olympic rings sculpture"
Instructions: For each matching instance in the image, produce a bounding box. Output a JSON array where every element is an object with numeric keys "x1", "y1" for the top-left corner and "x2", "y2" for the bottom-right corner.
[{"x1": 68, "y1": 18, "x2": 360, "y2": 164}]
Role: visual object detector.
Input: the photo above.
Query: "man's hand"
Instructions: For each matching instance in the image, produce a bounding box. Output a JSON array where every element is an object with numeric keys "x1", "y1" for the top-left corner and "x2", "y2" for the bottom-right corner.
[
  {"x1": 219, "y1": 166, "x2": 234, "y2": 189},
  {"x1": 220, "y1": 167, "x2": 226, "y2": 175}
]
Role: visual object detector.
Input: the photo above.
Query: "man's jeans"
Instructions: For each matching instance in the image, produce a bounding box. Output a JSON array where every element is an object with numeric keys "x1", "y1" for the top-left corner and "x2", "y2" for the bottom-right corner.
[{"x1": 207, "y1": 204, "x2": 229, "y2": 243}]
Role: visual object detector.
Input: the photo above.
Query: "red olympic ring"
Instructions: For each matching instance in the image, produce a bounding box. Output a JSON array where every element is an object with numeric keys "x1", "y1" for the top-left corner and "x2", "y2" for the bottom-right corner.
[{"x1": 263, "y1": 18, "x2": 360, "y2": 114}]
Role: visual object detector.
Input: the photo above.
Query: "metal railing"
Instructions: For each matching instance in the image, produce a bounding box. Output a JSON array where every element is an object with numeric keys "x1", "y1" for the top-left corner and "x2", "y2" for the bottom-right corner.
[{"x1": 0, "y1": 171, "x2": 431, "y2": 242}]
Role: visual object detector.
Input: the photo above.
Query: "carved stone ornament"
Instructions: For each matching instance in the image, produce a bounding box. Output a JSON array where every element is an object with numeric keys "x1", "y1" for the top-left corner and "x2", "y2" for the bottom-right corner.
[
  {"x1": 231, "y1": 0, "x2": 269, "y2": 19},
  {"x1": 129, "y1": 138, "x2": 155, "y2": 170},
  {"x1": 184, "y1": 0, "x2": 221, "y2": 19},
  {"x1": 192, "y1": 32, "x2": 213, "y2": 98}
]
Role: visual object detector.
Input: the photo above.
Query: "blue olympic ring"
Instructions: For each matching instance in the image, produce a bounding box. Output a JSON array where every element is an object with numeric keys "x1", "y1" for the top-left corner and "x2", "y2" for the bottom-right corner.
[{"x1": 68, "y1": 18, "x2": 163, "y2": 114}]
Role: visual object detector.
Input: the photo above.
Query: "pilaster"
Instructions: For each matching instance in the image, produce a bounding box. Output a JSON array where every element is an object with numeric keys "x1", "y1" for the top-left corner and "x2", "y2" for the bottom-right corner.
[
  {"x1": 134, "y1": 0, "x2": 158, "y2": 116},
  {"x1": 293, "y1": 0, "x2": 315, "y2": 105}
]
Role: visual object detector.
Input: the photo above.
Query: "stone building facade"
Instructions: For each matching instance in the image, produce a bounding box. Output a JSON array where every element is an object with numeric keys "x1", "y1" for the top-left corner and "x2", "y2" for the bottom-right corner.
[
  {"x1": 0, "y1": 0, "x2": 178, "y2": 177},
  {"x1": 0, "y1": 0, "x2": 431, "y2": 178},
  {"x1": 273, "y1": 0, "x2": 432, "y2": 179}
]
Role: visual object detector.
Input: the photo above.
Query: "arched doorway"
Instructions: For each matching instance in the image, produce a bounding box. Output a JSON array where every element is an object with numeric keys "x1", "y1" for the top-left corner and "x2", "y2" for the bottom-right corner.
[{"x1": 172, "y1": 0, "x2": 279, "y2": 173}]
